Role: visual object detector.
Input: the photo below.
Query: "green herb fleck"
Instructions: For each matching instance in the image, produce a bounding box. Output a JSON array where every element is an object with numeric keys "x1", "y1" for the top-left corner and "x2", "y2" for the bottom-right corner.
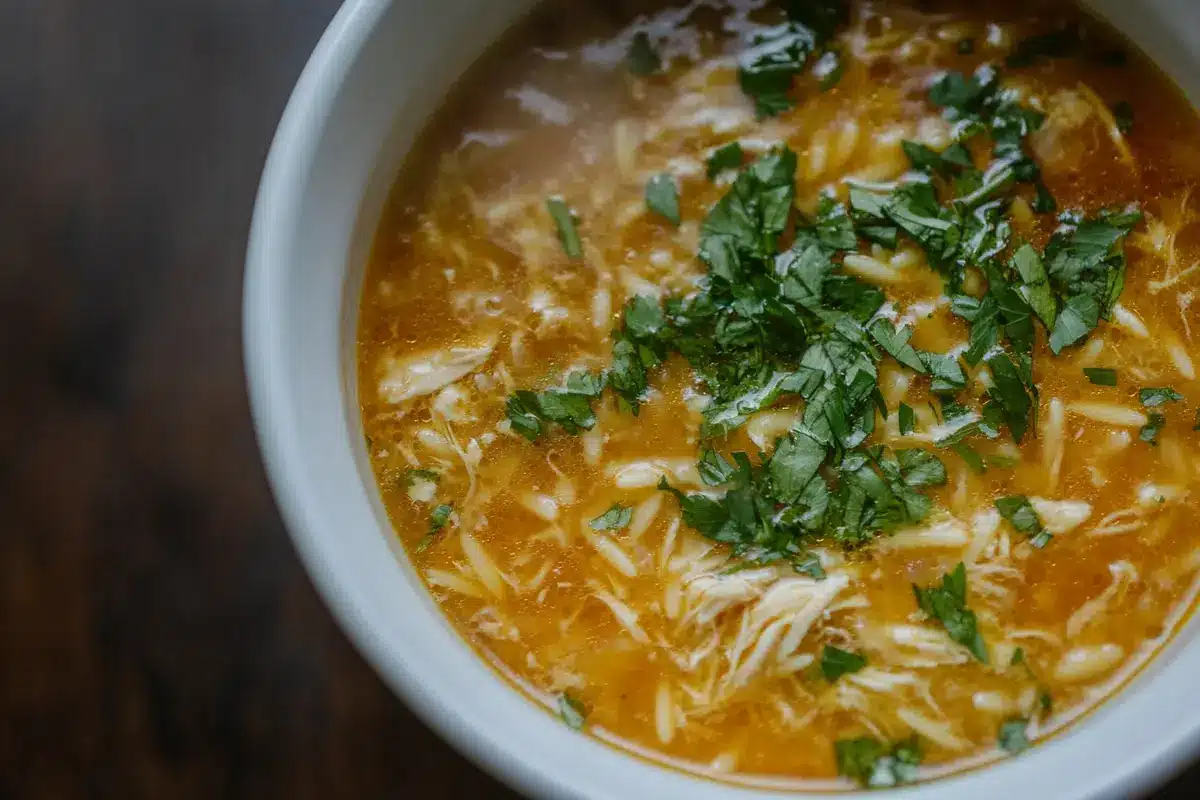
[
  {"x1": 557, "y1": 692, "x2": 588, "y2": 729},
  {"x1": 706, "y1": 142, "x2": 744, "y2": 180},
  {"x1": 835, "y1": 736, "x2": 921, "y2": 788},
  {"x1": 417, "y1": 503, "x2": 454, "y2": 552},
  {"x1": 913, "y1": 562, "x2": 988, "y2": 663},
  {"x1": 995, "y1": 495, "x2": 1052, "y2": 548},
  {"x1": 898, "y1": 403, "x2": 915, "y2": 436},
  {"x1": 998, "y1": 718, "x2": 1031, "y2": 754},
  {"x1": 590, "y1": 504, "x2": 633, "y2": 531},
  {"x1": 645, "y1": 173, "x2": 681, "y2": 225},
  {"x1": 1139, "y1": 387, "x2": 1184, "y2": 407},
  {"x1": 1083, "y1": 367, "x2": 1117, "y2": 386},
  {"x1": 405, "y1": 468, "x2": 440, "y2": 485},
  {"x1": 546, "y1": 197, "x2": 582, "y2": 259},
  {"x1": 1140, "y1": 412, "x2": 1166, "y2": 445},
  {"x1": 821, "y1": 645, "x2": 867, "y2": 681}
]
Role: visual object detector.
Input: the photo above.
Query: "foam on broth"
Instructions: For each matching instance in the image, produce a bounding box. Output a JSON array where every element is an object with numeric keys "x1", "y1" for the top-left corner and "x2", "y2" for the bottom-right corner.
[{"x1": 357, "y1": 0, "x2": 1200, "y2": 786}]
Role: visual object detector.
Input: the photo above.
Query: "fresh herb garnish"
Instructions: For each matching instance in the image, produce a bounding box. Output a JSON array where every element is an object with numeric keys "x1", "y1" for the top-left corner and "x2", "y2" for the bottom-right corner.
[
  {"x1": 737, "y1": 2, "x2": 848, "y2": 116},
  {"x1": 706, "y1": 142, "x2": 744, "y2": 180},
  {"x1": 417, "y1": 503, "x2": 454, "y2": 552},
  {"x1": 995, "y1": 495, "x2": 1052, "y2": 548},
  {"x1": 405, "y1": 468, "x2": 440, "y2": 485},
  {"x1": 505, "y1": 371, "x2": 606, "y2": 441},
  {"x1": 835, "y1": 736, "x2": 921, "y2": 788},
  {"x1": 590, "y1": 504, "x2": 633, "y2": 531},
  {"x1": 998, "y1": 718, "x2": 1031, "y2": 754},
  {"x1": 1140, "y1": 412, "x2": 1166, "y2": 445},
  {"x1": 627, "y1": 31, "x2": 661, "y2": 76},
  {"x1": 557, "y1": 692, "x2": 588, "y2": 729},
  {"x1": 898, "y1": 402, "x2": 915, "y2": 435},
  {"x1": 913, "y1": 562, "x2": 988, "y2": 663},
  {"x1": 645, "y1": 173, "x2": 681, "y2": 225},
  {"x1": 1139, "y1": 387, "x2": 1184, "y2": 407},
  {"x1": 1083, "y1": 367, "x2": 1118, "y2": 386},
  {"x1": 546, "y1": 197, "x2": 582, "y2": 259},
  {"x1": 820, "y1": 644, "x2": 867, "y2": 681}
]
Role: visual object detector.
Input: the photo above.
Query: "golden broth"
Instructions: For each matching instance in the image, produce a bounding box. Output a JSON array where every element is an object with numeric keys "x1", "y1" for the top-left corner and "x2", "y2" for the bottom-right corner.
[{"x1": 358, "y1": 0, "x2": 1200, "y2": 786}]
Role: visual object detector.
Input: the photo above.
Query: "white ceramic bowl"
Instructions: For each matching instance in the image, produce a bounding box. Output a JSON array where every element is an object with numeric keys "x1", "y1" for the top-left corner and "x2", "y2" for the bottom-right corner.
[{"x1": 245, "y1": 1, "x2": 1200, "y2": 797}]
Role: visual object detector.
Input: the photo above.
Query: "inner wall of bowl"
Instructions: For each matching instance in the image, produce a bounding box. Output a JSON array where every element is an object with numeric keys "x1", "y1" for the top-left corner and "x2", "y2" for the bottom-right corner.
[{"x1": 308, "y1": 0, "x2": 1200, "y2": 796}]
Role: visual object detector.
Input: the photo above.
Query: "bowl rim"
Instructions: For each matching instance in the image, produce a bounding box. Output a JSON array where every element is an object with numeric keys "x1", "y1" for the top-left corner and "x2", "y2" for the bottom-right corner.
[{"x1": 244, "y1": 1, "x2": 1200, "y2": 797}]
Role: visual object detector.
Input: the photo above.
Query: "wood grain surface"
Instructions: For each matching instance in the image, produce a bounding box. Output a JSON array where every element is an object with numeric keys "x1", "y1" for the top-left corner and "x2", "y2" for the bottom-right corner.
[{"x1": 0, "y1": 1, "x2": 1195, "y2": 797}]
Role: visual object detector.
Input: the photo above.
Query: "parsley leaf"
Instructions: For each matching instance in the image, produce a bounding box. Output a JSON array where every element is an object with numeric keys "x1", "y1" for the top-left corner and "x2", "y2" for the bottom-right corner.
[
  {"x1": 918, "y1": 350, "x2": 967, "y2": 394},
  {"x1": 645, "y1": 173, "x2": 681, "y2": 225},
  {"x1": 627, "y1": 32, "x2": 661, "y2": 76},
  {"x1": 898, "y1": 402, "x2": 915, "y2": 435},
  {"x1": 736, "y1": 4, "x2": 848, "y2": 117},
  {"x1": 405, "y1": 468, "x2": 440, "y2": 485},
  {"x1": 1140, "y1": 412, "x2": 1166, "y2": 445},
  {"x1": 913, "y1": 562, "x2": 988, "y2": 663},
  {"x1": 868, "y1": 318, "x2": 926, "y2": 372},
  {"x1": 738, "y1": 23, "x2": 817, "y2": 117},
  {"x1": 998, "y1": 718, "x2": 1031, "y2": 754},
  {"x1": 820, "y1": 645, "x2": 867, "y2": 681},
  {"x1": 1139, "y1": 387, "x2": 1184, "y2": 407},
  {"x1": 995, "y1": 495, "x2": 1052, "y2": 548},
  {"x1": 698, "y1": 448, "x2": 736, "y2": 486},
  {"x1": 768, "y1": 430, "x2": 827, "y2": 503},
  {"x1": 505, "y1": 371, "x2": 606, "y2": 441},
  {"x1": 1083, "y1": 367, "x2": 1118, "y2": 386},
  {"x1": 557, "y1": 692, "x2": 587, "y2": 729},
  {"x1": 706, "y1": 142, "x2": 744, "y2": 180},
  {"x1": 835, "y1": 736, "x2": 921, "y2": 788},
  {"x1": 590, "y1": 504, "x2": 633, "y2": 531},
  {"x1": 546, "y1": 197, "x2": 582, "y2": 259},
  {"x1": 1011, "y1": 243, "x2": 1056, "y2": 328},
  {"x1": 418, "y1": 503, "x2": 454, "y2": 552}
]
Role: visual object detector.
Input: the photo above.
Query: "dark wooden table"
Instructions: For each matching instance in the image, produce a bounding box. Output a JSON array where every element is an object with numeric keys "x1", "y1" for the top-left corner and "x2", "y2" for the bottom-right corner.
[{"x1": 0, "y1": 1, "x2": 1195, "y2": 797}]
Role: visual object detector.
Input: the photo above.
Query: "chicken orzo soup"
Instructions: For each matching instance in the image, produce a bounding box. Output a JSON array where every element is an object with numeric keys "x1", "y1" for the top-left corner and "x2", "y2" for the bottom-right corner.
[{"x1": 358, "y1": 0, "x2": 1200, "y2": 787}]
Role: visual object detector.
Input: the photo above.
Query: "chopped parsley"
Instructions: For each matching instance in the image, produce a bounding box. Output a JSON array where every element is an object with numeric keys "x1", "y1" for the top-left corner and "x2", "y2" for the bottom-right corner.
[
  {"x1": 998, "y1": 718, "x2": 1031, "y2": 754},
  {"x1": 627, "y1": 31, "x2": 661, "y2": 76},
  {"x1": 737, "y1": 2, "x2": 848, "y2": 116},
  {"x1": 898, "y1": 402, "x2": 915, "y2": 435},
  {"x1": 417, "y1": 503, "x2": 454, "y2": 552},
  {"x1": 645, "y1": 173, "x2": 681, "y2": 225},
  {"x1": 590, "y1": 504, "x2": 633, "y2": 531},
  {"x1": 1139, "y1": 387, "x2": 1184, "y2": 407},
  {"x1": 706, "y1": 142, "x2": 744, "y2": 180},
  {"x1": 913, "y1": 562, "x2": 988, "y2": 663},
  {"x1": 405, "y1": 468, "x2": 440, "y2": 485},
  {"x1": 820, "y1": 645, "x2": 867, "y2": 681},
  {"x1": 995, "y1": 495, "x2": 1052, "y2": 548},
  {"x1": 1140, "y1": 412, "x2": 1167, "y2": 445},
  {"x1": 557, "y1": 692, "x2": 588, "y2": 729},
  {"x1": 505, "y1": 371, "x2": 606, "y2": 441},
  {"x1": 835, "y1": 736, "x2": 921, "y2": 788},
  {"x1": 1083, "y1": 367, "x2": 1118, "y2": 386},
  {"x1": 546, "y1": 197, "x2": 582, "y2": 259}
]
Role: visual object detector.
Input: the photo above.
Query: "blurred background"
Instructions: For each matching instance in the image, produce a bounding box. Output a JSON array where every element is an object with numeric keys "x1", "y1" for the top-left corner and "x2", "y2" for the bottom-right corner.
[{"x1": 0, "y1": 1, "x2": 1194, "y2": 797}]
